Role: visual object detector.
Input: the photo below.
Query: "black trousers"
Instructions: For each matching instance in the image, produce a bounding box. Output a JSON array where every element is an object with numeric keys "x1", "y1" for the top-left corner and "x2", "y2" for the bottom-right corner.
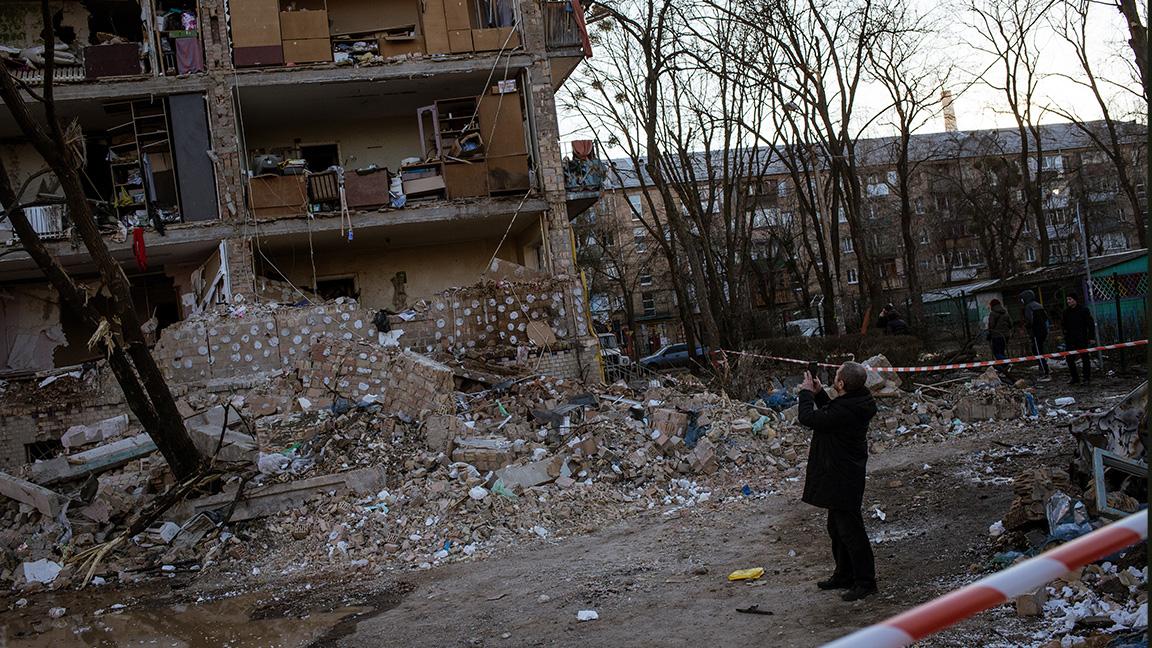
[
  {"x1": 1067, "y1": 343, "x2": 1091, "y2": 383},
  {"x1": 1030, "y1": 333, "x2": 1050, "y2": 375},
  {"x1": 826, "y1": 508, "x2": 876, "y2": 588}
]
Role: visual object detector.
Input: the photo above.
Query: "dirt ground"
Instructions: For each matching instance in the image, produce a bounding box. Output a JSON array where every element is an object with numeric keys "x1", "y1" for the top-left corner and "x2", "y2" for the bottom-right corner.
[{"x1": 0, "y1": 374, "x2": 1142, "y2": 648}]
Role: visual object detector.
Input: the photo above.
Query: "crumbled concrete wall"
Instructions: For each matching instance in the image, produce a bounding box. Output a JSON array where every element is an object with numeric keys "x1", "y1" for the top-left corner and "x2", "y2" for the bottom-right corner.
[
  {"x1": 0, "y1": 286, "x2": 66, "y2": 372},
  {"x1": 389, "y1": 280, "x2": 575, "y2": 356},
  {"x1": 0, "y1": 369, "x2": 131, "y2": 469},
  {"x1": 0, "y1": 2, "x2": 91, "y2": 50},
  {"x1": 295, "y1": 342, "x2": 454, "y2": 416},
  {"x1": 153, "y1": 299, "x2": 372, "y2": 383}
]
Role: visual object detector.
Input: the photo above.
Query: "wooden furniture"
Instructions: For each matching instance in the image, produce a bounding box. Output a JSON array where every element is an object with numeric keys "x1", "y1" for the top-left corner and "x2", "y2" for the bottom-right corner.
[
  {"x1": 400, "y1": 162, "x2": 446, "y2": 198},
  {"x1": 249, "y1": 175, "x2": 309, "y2": 219},
  {"x1": 154, "y1": 1, "x2": 205, "y2": 75},
  {"x1": 420, "y1": 0, "x2": 520, "y2": 54},
  {"x1": 84, "y1": 43, "x2": 142, "y2": 79},
  {"x1": 486, "y1": 154, "x2": 530, "y2": 193},
  {"x1": 415, "y1": 88, "x2": 530, "y2": 197},
  {"x1": 308, "y1": 170, "x2": 341, "y2": 204},
  {"x1": 231, "y1": 0, "x2": 283, "y2": 66},
  {"x1": 477, "y1": 87, "x2": 526, "y2": 157},
  {"x1": 105, "y1": 99, "x2": 180, "y2": 222},
  {"x1": 344, "y1": 169, "x2": 393, "y2": 208},
  {"x1": 444, "y1": 161, "x2": 488, "y2": 198},
  {"x1": 280, "y1": 2, "x2": 332, "y2": 64}
]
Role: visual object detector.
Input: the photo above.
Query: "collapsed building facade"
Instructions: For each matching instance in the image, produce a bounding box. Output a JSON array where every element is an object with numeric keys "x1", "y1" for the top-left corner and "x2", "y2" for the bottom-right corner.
[{"x1": 0, "y1": 0, "x2": 603, "y2": 468}]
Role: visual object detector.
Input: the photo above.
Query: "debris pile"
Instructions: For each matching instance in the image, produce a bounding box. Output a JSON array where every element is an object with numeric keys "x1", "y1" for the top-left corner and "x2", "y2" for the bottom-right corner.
[{"x1": 0, "y1": 298, "x2": 1058, "y2": 594}]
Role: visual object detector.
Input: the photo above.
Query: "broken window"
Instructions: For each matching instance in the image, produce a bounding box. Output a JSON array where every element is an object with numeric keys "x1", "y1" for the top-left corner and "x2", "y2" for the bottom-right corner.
[{"x1": 25, "y1": 440, "x2": 62, "y2": 463}]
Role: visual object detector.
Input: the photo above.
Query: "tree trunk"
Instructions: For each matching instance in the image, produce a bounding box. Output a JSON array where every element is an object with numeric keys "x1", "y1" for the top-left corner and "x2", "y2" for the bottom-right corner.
[
  {"x1": 0, "y1": 65, "x2": 202, "y2": 480},
  {"x1": 897, "y1": 135, "x2": 924, "y2": 325},
  {"x1": 1117, "y1": 0, "x2": 1150, "y2": 98}
]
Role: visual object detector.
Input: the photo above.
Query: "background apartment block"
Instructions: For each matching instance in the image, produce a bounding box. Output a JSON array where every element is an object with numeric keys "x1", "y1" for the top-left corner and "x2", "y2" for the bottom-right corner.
[
  {"x1": 0, "y1": 0, "x2": 602, "y2": 379},
  {"x1": 579, "y1": 121, "x2": 1146, "y2": 353}
]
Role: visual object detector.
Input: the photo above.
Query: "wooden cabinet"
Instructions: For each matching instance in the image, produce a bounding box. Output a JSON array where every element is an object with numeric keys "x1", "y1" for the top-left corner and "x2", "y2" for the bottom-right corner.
[
  {"x1": 231, "y1": 0, "x2": 282, "y2": 46},
  {"x1": 249, "y1": 175, "x2": 309, "y2": 220},
  {"x1": 478, "y1": 89, "x2": 526, "y2": 157}
]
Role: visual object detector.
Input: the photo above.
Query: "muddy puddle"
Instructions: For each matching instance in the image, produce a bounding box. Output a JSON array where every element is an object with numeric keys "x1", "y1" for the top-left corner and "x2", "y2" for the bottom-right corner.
[{"x1": 1, "y1": 581, "x2": 408, "y2": 648}]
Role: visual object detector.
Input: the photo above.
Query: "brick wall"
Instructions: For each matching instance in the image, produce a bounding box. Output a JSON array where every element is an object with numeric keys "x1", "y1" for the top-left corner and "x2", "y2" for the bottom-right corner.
[{"x1": 0, "y1": 369, "x2": 132, "y2": 469}]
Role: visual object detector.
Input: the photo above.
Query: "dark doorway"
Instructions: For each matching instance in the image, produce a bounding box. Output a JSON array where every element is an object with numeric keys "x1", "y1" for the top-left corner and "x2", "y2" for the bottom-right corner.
[
  {"x1": 316, "y1": 276, "x2": 358, "y2": 301},
  {"x1": 300, "y1": 144, "x2": 340, "y2": 172},
  {"x1": 82, "y1": 1, "x2": 145, "y2": 45}
]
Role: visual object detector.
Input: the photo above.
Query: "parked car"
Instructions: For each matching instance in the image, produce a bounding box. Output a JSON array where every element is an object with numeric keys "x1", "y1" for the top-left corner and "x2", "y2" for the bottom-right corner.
[
  {"x1": 785, "y1": 318, "x2": 823, "y2": 337},
  {"x1": 639, "y1": 343, "x2": 710, "y2": 371},
  {"x1": 597, "y1": 333, "x2": 632, "y2": 377}
]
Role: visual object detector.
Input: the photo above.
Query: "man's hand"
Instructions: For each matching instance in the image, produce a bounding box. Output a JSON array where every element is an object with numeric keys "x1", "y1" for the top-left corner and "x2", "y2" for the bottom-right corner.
[{"x1": 801, "y1": 371, "x2": 816, "y2": 393}]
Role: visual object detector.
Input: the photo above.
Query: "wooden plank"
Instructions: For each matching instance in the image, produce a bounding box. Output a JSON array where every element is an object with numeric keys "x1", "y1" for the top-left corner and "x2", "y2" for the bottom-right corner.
[
  {"x1": 171, "y1": 467, "x2": 385, "y2": 522},
  {"x1": 0, "y1": 472, "x2": 65, "y2": 517}
]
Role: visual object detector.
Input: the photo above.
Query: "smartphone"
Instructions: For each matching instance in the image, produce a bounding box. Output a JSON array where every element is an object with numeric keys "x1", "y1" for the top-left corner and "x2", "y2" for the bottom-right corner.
[{"x1": 807, "y1": 361, "x2": 819, "y2": 381}]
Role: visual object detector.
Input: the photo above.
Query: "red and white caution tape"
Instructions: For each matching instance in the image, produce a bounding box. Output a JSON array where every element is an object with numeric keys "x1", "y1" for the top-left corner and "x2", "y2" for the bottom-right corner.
[
  {"x1": 721, "y1": 339, "x2": 1147, "y2": 374},
  {"x1": 821, "y1": 510, "x2": 1148, "y2": 648}
]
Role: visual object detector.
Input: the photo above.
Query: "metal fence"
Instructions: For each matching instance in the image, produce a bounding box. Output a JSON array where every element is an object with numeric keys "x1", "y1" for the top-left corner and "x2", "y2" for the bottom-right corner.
[{"x1": 1088, "y1": 271, "x2": 1148, "y2": 347}]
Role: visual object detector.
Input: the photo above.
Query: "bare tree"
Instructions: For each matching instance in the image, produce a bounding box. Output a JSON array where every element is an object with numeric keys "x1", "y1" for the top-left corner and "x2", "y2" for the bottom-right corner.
[
  {"x1": 866, "y1": 0, "x2": 950, "y2": 324},
  {"x1": 564, "y1": 0, "x2": 784, "y2": 352},
  {"x1": 572, "y1": 193, "x2": 658, "y2": 342},
  {"x1": 926, "y1": 139, "x2": 1033, "y2": 279},
  {"x1": 0, "y1": 2, "x2": 201, "y2": 479},
  {"x1": 721, "y1": 0, "x2": 912, "y2": 332},
  {"x1": 965, "y1": 0, "x2": 1057, "y2": 265},
  {"x1": 1115, "y1": 0, "x2": 1149, "y2": 97},
  {"x1": 1047, "y1": 0, "x2": 1147, "y2": 246}
]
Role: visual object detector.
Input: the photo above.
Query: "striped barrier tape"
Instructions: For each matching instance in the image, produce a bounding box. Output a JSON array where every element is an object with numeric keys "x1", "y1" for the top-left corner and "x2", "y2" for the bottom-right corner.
[
  {"x1": 821, "y1": 509, "x2": 1148, "y2": 648},
  {"x1": 721, "y1": 339, "x2": 1147, "y2": 373}
]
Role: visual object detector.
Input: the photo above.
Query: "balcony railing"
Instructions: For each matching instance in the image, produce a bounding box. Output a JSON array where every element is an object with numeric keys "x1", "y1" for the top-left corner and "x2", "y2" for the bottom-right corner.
[
  {"x1": 24, "y1": 205, "x2": 69, "y2": 240},
  {"x1": 544, "y1": 1, "x2": 588, "y2": 51}
]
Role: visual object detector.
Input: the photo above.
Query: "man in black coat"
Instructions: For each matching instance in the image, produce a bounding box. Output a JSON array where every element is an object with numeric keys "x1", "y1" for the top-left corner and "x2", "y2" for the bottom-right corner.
[
  {"x1": 798, "y1": 362, "x2": 878, "y2": 601},
  {"x1": 1061, "y1": 293, "x2": 1096, "y2": 385}
]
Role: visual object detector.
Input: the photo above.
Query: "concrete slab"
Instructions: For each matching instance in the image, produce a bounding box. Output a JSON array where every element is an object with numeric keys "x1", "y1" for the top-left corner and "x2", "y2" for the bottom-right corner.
[
  {"x1": 30, "y1": 434, "x2": 157, "y2": 486},
  {"x1": 171, "y1": 467, "x2": 385, "y2": 523},
  {"x1": 0, "y1": 472, "x2": 66, "y2": 517}
]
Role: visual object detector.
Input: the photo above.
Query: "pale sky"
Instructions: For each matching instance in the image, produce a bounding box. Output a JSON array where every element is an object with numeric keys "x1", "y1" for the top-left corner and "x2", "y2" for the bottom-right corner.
[{"x1": 558, "y1": 0, "x2": 1143, "y2": 157}]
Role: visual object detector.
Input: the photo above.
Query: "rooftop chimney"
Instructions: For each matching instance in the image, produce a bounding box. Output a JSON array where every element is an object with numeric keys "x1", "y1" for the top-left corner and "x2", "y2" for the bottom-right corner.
[{"x1": 941, "y1": 90, "x2": 958, "y2": 132}]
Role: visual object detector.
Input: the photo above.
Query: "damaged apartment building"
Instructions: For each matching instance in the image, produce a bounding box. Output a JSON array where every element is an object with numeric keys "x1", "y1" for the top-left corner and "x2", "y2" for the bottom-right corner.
[{"x1": 0, "y1": 0, "x2": 602, "y2": 467}]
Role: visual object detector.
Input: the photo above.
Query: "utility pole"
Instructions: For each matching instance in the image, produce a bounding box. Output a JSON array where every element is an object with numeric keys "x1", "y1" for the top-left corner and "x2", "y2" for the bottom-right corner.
[{"x1": 1054, "y1": 183, "x2": 1105, "y2": 367}]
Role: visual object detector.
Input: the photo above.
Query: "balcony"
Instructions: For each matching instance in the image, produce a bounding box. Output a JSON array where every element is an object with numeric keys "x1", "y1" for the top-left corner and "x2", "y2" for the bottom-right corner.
[
  {"x1": 543, "y1": 0, "x2": 591, "y2": 89},
  {"x1": 229, "y1": 0, "x2": 522, "y2": 72},
  {"x1": 564, "y1": 140, "x2": 604, "y2": 219},
  {"x1": 544, "y1": 1, "x2": 589, "y2": 50},
  {"x1": 237, "y1": 72, "x2": 541, "y2": 240},
  {"x1": 1, "y1": 0, "x2": 207, "y2": 87}
]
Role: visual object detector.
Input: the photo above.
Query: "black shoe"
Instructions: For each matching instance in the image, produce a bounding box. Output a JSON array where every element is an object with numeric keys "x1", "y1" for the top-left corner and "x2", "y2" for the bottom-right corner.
[
  {"x1": 841, "y1": 585, "x2": 878, "y2": 601},
  {"x1": 817, "y1": 578, "x2": 852, "y2": 590}
]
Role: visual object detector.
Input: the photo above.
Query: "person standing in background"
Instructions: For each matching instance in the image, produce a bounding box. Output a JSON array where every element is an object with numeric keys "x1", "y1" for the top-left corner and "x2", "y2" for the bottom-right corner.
[
  {"x1": 986, "y1": 299, "x2": 1013, "y2": 367},
  {"x1": 1061, "y1": 293, "x2": 1096, "y2": 385},
  {"x1": 1019, "y1": 290, "x2": 1051, "y2": 380}
]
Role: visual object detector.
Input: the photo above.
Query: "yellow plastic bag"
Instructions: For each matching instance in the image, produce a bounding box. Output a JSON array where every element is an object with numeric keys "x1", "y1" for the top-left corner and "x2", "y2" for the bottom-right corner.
[{"x1": 727, "y1": 567, "x2": 765, "y2": 582}]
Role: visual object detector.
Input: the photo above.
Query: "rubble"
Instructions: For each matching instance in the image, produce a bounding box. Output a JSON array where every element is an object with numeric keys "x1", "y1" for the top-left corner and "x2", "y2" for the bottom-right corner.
[
  {"x1": 0, "y1": 296, "x2": 1090, "y2": 601},
  {"x1": 60, "y1": 414, "x2": 130, "y2": 450},
  {"x1": 1070, "y1": 381, "x2": 1147, "y2": 475},
  {"x1": 29, "y1": 433, "x2": 157, "y2": 485},
  {"x1": 0, "y1": 472, "x2": 66, "y2": 517}
]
